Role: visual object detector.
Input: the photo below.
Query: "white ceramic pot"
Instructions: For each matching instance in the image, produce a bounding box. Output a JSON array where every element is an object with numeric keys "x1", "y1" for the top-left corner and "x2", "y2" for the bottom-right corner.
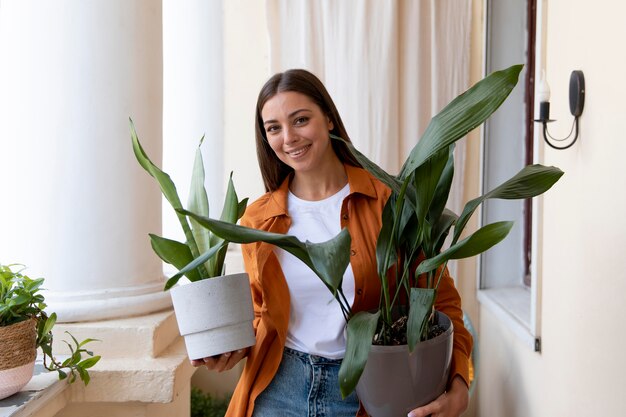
[{"x1": 170, "y1": 273, "x2": 255, "y2": 360}]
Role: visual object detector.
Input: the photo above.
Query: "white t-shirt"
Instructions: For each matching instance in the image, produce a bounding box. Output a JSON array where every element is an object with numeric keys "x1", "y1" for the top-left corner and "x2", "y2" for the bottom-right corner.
[{"x1": 275, "y1": 183, "x2": 355, "y2": 359}]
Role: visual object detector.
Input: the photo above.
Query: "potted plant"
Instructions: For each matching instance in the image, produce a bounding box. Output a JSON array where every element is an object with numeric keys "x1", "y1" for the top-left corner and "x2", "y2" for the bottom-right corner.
[
  {"x1": 130, "y1": 119, "x2": 257, "y2": 361},
  {"x1": 175, "y1": 64, "x2": 563, "y2": 416},
  {"x1": 0, "y1": 263, "x2": 101, "y2": 400},
  {"x1": 325, "y1": 64, "x2": 564, "y2": 415}
]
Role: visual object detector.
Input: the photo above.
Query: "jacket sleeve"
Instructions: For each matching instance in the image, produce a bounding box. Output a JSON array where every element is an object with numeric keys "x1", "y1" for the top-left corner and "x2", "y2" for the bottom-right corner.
[
  {"x1": 431, "y1": 267, "x2": 473, "y2": 389},
  {"x1": 239, "y1": 215, "x2": 264, "y2": 333},
  {"x1": 240, "y1": 242, "x2": 263, "y2": 332}
]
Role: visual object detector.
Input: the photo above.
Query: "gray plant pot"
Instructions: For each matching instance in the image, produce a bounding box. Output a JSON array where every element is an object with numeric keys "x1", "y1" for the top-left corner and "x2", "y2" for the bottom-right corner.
[
  {"x1": 355, "y1": 311, "x2": 454, "y2": 417},
  {"x1": 170, "y1": 273, "x2": 255, "y2": 361}
]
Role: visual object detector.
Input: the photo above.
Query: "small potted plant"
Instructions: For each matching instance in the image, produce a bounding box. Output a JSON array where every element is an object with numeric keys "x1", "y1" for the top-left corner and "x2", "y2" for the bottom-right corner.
[
  {"x1": 130, "y1": 120, "x2": 256, "y2": 361},
  {"x1": 0, "y1": 263, "x2": 101, "y2": 400},
  {"x1": 176, "y1": 64, "x2": 564, "y2": 416}
]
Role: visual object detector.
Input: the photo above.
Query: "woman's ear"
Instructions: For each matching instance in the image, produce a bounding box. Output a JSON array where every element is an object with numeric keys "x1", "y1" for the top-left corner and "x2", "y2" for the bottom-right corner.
[{"x1": 327, "y1": 116, "x2": 334, "y2": 131}]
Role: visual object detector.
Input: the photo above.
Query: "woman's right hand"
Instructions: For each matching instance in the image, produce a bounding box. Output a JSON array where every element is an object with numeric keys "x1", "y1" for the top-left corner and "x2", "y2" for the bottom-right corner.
[{"x1": 190, "y1": 348, "x2": 249, "y2": 372}]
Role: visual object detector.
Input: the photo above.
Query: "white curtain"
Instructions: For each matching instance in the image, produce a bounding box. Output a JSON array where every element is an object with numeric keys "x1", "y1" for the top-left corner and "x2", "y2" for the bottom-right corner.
[{"x1": 265, "y1": 0, "x2": 472, "y2": 276}]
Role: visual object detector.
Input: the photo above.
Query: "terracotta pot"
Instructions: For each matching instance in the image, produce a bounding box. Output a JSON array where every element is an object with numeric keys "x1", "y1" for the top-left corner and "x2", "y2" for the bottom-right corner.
[
  {"x1": 170, "y1": 273, "x2": 255, "y2": 360},
  {"x1": 355, "y1": 311, "x2": 454, "y2": 417},
  {"x1": 0, "y1": 318, "x2": 37, "y2": 400}
]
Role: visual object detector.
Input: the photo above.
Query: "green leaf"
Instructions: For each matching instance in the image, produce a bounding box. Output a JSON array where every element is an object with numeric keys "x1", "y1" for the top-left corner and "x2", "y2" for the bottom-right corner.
[
  {"x1": 188, "y1": 142, "x2": 211, "y2": 257},
  {"x1": 416, "y1": 221, "x2": 514, "y2": 275},
  {"x1": 178, "y1": 209, "x2": 311, "y2": 267},
  {"x1": 130, "y1": 119, "x2": 186, "y2": 224},
  {"x1": 130, "y1": 119, "x2": 203, "y2": 273},
  {"x1": 453, "y1": 164, "x2": 564, "y2": 243},
  {"x1": 432, "y1": 209, "x2": 459, "y2": 255},
  {"x1": 375, "y1": 197, "x2": 398, "y2": 279},
  {"x1": 43, "y1": 313, "x2": 57, "y2": 336},
  {"x1": 237, "y1": 199, "x2": 249, "y2": 219},
  {"x1": 178, "y1": 209, "x2": 352, "y2": 314},
  {"x1": 78, "y1": 356, "x2": 101, "y2": 369},
  {"x1": 413, "y1": 147, "x2": 450, "y2": 226},
  {"x1": 58, "y1": 370, "x2": 68, "y2": 380},
  {"x1": 407, "y1": 288, "x2": 436, "y2": 350},
  {"x1": 220, "y1": 173, "x2": 242, "y2": 225},
  {"x1": 428, "y1": 145, "x2": 455, "y2": 223},
  {"x1": 305, "y1": 228, "x2": 352, "y2": 295},
  {"x1": 330, "y1": 134, "x2": 403, "y2": 195},
  {"x1": 207, "y1": 173, "x2": 241, "y2": 276},
  {"x1": 78, "y1": 338, "x2": 100, "y2": 348},
  {"x1": 67, "y1": 331, "x2": 80, "y2": 349},
  {"x1": 399, "y1": 65, "x2": 523, "y2": 179},
  {"x1": 77, "y1": 366, "x2": 90, "y2": 385},
  {"x1": 164, "y1": 242, "x2": 227, "y2": 290},
  {"x1": 339, "y1": 310, "x2": 381, "y2": 398},
  {"x1": 149, "y1": 234, "x2": 201, "y2": 282},
  {"x1": 11, "y1": 293, "x2": 30, "y2": 306}
]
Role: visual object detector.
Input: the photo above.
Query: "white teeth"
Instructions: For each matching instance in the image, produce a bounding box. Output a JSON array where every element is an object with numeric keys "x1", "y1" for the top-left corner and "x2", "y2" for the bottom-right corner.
[{"x1": 287, "y1": 145, "x2": 310, "y2": 157}]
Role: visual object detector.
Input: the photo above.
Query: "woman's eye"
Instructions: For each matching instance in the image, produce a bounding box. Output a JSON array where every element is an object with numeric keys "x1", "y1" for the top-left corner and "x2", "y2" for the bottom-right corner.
[
  {"x1": 266, "y1": 125, "x2": 280, "y2": 133},
  {"x1": 294, "y1": 117, "x2": 309, "y2": 125}
]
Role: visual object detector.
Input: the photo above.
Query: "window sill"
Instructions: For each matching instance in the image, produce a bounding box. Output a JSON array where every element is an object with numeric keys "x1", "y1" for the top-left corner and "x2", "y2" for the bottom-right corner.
[{"x1": 477, "y1": 286, "x2": 539, "y2": 351}]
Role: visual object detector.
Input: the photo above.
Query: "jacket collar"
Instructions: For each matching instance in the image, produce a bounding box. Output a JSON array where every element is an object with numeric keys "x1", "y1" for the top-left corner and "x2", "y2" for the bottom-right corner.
[{"x1": 262, "y1": 163, "x2": 379, "y2": 221}]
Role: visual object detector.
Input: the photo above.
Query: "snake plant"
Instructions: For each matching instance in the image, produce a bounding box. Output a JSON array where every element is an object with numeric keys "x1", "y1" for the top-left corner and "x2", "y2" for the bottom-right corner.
[{"x1": 130, "y1": 119, "x2": 248, "y2": 290}]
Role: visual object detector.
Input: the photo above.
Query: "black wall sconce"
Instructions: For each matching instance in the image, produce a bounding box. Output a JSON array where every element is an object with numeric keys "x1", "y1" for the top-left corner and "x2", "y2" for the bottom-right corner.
[{"x1": 534, "y1": 70, "x2": 585, "y2": 150}]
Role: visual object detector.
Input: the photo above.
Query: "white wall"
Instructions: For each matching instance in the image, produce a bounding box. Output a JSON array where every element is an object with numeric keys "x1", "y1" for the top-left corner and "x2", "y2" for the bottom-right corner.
[
  {"x1": 222, "y1": 0, "x2": 268, "y2": 202},
  {"x1": 476, "y1": 1, "x2": 626, "y2": 415}
]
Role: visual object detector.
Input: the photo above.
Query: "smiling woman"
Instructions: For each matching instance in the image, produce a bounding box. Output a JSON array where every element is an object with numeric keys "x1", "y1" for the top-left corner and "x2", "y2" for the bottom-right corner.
[{"x1": 185, "y1": 69, "x2": 473, "y2": 417}]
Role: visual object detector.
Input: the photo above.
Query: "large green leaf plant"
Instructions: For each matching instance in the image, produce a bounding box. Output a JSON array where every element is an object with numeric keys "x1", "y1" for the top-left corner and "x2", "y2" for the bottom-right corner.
[
  {"x1": 175, "y1": 65, "x2": 564, "y2": 398},
  {"x1": 130, "y1": 119, "x2": 248, "y2": 290}
]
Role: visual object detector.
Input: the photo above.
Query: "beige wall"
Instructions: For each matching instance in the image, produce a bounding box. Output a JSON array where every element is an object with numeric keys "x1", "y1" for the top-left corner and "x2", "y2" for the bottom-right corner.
[
  {"x1": 223, "y1": 0, "x2": 269, "y2": 203},
  {"x1": 475, "y1": 0, "x2": 626, "y2": 416}
]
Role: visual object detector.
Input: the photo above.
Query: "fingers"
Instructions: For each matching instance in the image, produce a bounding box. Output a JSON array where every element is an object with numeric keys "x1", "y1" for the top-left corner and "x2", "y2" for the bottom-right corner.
[
  {"x1": 407, "y1": 392, "x2": 445, "y2": 417},
  {"x1": 223, "y1": 348, "x2": 248, "y2": 370},
  {"x1": 189, "y1": 349, "x2": 248, "y2": 372},
  {"x1": 408, "y1": 378, "x2": 469, "y2": 417},
  {"x1": 190, "y1": 359, "x2": 205, "y2": 367}
]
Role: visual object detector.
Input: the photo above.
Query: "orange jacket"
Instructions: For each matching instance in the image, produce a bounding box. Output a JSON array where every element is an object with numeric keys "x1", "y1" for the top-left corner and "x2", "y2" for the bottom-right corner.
[{"x1": 226, "y1": 164, "x2": 472, "y2": 417}]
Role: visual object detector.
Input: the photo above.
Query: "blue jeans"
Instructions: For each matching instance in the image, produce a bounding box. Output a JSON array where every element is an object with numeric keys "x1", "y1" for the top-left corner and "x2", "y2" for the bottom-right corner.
[{"x1": 252, "y1": 347, "x2": 360, "y2": 417}]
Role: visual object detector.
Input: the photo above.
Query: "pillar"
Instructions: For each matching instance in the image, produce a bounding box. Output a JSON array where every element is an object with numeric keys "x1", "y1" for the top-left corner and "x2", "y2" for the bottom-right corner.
[{"x1": 0, "y1": 0, "x2": 170, "y2": 322}]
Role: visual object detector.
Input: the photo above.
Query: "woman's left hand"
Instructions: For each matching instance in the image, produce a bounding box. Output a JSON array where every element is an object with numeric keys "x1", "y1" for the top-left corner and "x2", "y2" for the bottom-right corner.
[{"x1": 407, "y1": 376, "x2": 469, "y2": 417}]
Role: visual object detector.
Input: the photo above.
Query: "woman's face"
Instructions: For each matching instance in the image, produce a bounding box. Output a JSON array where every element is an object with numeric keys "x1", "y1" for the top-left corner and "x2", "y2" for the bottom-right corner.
[{"x1": 261, "y1": 91, "x2": 335, "y2": 175}]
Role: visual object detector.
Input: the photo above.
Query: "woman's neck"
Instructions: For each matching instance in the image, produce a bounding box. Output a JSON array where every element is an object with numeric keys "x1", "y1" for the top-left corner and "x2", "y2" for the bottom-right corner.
[{"x1": 289, "y1": 159, "x2": 348, "y2": 201}]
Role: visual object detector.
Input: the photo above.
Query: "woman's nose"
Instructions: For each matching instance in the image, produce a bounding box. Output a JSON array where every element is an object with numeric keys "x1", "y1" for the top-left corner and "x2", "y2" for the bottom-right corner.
[{"x1": 283, "y1": 125, "x2": 298, "y2": 144}]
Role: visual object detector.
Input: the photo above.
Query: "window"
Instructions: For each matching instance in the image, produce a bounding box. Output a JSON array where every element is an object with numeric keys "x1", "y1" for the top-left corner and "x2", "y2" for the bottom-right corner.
[{"x1": 478, "y1": 0, "x2": 541, "y2": 351}]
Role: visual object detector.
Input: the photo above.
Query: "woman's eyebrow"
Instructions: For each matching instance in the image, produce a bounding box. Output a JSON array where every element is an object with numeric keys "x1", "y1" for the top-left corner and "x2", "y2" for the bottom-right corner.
[{"x1": 263, "y1": 108, "x2": 312, "y2": 125}]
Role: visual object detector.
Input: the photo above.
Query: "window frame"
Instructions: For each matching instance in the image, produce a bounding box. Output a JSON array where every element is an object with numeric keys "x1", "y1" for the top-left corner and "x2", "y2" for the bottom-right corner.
[{"x1": 476, "y1": 0, "x2": 545, "y2": 352}]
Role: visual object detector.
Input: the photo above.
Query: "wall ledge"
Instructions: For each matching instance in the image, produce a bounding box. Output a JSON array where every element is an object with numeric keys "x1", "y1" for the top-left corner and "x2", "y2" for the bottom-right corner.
[
  {"x1": 478, "y1": 287, "x2": 537, "y2": 351},
  {"x1": 0, "y1": 310, "x2": 194, "y2": 417}
]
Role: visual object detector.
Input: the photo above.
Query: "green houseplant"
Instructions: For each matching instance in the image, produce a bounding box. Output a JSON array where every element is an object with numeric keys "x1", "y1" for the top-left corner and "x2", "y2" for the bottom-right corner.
[
  {"x1": 326, "y1": 64, "x2": 564, "y2": 414},
  {"x1": 175, "y1": 65, "x2": 563, "y2": 414},
  {"x1": 130, "y1": 119, "x2": 259, "y2": 360},
  {"x1": 0, "y1": 263, "x2": 101, "y2": 400}
]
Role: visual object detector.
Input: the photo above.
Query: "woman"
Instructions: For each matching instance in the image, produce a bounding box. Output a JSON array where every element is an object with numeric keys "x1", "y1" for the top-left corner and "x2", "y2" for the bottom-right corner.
[{"x1": 192, "y1": 69, "x2": 472, "y2": 417}]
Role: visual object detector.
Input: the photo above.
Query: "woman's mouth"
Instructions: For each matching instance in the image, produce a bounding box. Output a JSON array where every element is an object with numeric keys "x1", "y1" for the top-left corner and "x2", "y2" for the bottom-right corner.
[{"x1": 286, "y1": 145, "x2": 311, "y2": 158}]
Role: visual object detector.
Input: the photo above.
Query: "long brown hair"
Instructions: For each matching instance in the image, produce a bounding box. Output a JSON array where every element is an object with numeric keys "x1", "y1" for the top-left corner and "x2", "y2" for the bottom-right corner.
[{"x1": 255, "y1": 69, "x2": 361, "y2": 192}]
